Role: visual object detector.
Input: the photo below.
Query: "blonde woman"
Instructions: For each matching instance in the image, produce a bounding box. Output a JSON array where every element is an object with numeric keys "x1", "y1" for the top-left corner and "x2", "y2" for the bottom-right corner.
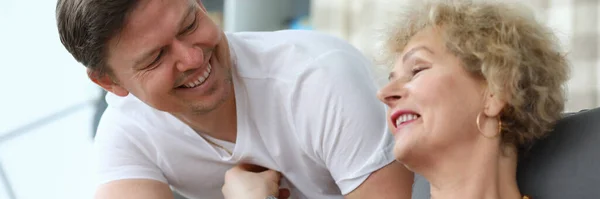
[{"x1": 221, "y1": 1, "x2": 570, "y2": 199}]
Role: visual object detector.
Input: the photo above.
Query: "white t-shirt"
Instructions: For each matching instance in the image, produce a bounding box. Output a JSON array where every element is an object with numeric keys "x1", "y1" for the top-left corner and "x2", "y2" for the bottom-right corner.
[{"x1": 94, "y1": 30, "x2": 395, "y2": 199}]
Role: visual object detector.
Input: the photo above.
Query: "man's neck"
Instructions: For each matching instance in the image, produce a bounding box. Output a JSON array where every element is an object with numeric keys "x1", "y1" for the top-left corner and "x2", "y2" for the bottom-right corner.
[
  {"x1": 423, "y1": 139, "x2": 522, "y2": 199},
  {"x1": 174, "y1": 92, "x2": 238, "y2": 143}
]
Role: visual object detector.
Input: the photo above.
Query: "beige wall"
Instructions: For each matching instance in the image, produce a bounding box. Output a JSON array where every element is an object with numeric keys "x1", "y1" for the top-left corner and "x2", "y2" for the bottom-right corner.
[{"x1": 311, "y1": 0, "x2": 600, "y2": 111}]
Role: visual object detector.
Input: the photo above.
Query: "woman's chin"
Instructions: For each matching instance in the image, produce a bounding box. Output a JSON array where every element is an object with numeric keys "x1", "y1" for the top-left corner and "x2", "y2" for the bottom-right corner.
[
  {"x1": 392, "y1": 140, "x2": 413, "y2": 164},
  {"x1": 392, "y1": 137, "x2": 427, "y2": 171}
]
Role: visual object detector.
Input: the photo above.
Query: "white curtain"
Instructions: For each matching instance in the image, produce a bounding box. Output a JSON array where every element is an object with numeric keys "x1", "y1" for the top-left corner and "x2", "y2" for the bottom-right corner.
[{"x1": 311, "y1": 0, "x2": 600, "y2": 112}]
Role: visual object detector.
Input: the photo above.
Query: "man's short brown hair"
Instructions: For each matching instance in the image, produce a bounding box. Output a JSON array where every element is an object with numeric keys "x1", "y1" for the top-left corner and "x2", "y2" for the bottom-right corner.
[{"x1": 56, "y1": 0, "x2": 139, "y2": 77}]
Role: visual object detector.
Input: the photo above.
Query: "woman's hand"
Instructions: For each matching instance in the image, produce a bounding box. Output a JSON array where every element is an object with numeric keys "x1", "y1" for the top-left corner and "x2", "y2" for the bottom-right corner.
[{"x1": 222, "y1": 164, "x2": 290, "y2": 199}]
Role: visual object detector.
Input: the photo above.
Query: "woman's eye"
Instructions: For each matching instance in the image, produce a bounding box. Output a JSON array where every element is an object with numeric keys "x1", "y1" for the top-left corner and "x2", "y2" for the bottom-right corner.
[{"x1": 411, "y1": 66, "x2": 428, "y2": 76}]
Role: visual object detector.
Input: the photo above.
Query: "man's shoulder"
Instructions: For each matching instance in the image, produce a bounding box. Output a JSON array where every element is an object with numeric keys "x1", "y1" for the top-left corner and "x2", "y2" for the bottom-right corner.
[
  {"x1": 103, "y1": 93, "x2": 156, "y2": 120},
  {"x1": 227, "y1": 30, "x2": 378, "y2": 115},
  {"x1": 97, "y1": 93, "x2": 180, "y2": 137},
  {"x1": 228, "y1": 30, "x2": 373, "y2": 84},
  {"x1": 228, "y1": 29, "x2": 351, "y2": 47},
  {"x1": 227, "y1": 30, "x2": 364, "y2": 60}
]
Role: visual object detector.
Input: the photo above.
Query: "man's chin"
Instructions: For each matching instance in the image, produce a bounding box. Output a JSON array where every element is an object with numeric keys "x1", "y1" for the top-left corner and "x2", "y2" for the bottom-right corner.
[{"x1": 188, "y1": 85, "x2": 232, "y2": 114}]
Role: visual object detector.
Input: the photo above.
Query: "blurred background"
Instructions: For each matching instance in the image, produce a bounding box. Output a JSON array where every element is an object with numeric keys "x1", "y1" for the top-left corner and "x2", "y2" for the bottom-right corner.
[{"x1": 0, "y1": 0, "x2": 597, "y2": 198}]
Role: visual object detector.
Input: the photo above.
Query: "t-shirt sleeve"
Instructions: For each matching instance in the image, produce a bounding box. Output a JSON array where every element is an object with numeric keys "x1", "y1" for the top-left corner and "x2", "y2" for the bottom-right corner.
[
  {"x1": 292, "y1": 49, "x2": 396, "y2": 195},
  {"x1": 93, "y1": 108, "x2": 168, "y2": 186}
]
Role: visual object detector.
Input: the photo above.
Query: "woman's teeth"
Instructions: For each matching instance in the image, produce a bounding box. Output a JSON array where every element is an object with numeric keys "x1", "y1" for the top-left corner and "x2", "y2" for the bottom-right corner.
[{"x1": 396, "y1": 114, "x2": 420, "y2": 127}]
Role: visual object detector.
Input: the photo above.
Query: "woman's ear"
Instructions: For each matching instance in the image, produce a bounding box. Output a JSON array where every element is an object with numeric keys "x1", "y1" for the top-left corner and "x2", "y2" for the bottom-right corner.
[{"x1": 484, "y1": 90, "x2": 506, "y2": 117}]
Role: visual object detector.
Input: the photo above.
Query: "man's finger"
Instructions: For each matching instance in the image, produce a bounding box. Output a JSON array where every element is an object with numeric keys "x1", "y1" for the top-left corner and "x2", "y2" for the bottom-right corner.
[
  {"x1": 224, "y1": 164, "x2": 260, "y2": 182},
  {"x1": 237, "y1": 163, "x2": 269, "y2": 173},
  {"x1": 261, "y1": 169, "x2": 282, "y2": 183},
  {"x1": 278, "y1": 188, "x2": 291, "y2": 199}
]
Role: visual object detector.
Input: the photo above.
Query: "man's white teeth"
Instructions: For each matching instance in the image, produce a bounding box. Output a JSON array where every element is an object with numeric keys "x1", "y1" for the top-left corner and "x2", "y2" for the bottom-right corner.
[
  {"x1": 396, "y1": 114, "x2": 419, "y2": 127},
  {"x1": 184, "y1": 64, "x2": 212, "y2": 88}
]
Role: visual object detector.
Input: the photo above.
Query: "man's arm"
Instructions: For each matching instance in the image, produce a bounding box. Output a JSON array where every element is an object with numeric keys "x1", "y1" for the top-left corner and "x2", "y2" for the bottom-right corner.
[
  {"x1": 345, "y1": 162, "x2": 413, "y2": 199},
  {"x1": 93, "y1": 108, "x2": 173, "y2": 199},
  {"x1": 95, "y1": 179, "x2": 174, "y2": 199},
  {"x1": 294, "y1": 48, "x2": 413, "y2": 199}
]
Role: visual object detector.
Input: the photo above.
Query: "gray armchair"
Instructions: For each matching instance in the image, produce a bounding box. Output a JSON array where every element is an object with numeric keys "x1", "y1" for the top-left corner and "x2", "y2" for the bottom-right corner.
[{"x1": 412, "y1": 107, "x2": 600, "y2": 198}]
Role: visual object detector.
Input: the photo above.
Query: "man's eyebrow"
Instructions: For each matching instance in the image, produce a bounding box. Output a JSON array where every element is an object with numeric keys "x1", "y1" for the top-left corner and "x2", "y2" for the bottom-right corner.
[
  {"x1": 179, "y1": 0, "x2": 197, "y2": 30},
  {"x1": 401, "y1": 46, "x2": 434, "y2": 63},
  {"x1": 133, "y1": 49, "x2": 159, "y2": 69},
  {"x1": 132, "y1": 2, "x2": 197, "y2": 68}
]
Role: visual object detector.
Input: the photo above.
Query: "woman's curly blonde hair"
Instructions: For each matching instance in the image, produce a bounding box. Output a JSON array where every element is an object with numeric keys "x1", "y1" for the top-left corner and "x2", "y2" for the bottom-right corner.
[{"x1": 381, "y1": 0, "x2": 570, "y2": 147}]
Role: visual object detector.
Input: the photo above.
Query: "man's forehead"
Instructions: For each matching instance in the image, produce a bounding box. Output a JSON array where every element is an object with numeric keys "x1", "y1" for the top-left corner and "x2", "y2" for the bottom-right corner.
[
  {"x1": 127, "y1": 0, "x2": 195, "y2": 26},
  {"x1": 107, "y1": 0, "x2": 192, "y2": 66},
  {"x1": 120, "y1": 0, "x2": 179, "y2": 38}
]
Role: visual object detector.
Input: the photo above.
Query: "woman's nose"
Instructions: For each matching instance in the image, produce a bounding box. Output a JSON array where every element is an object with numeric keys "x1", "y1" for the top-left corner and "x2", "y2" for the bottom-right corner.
[{"x1": 377, "y1": 82, "x2": 404, "y2": 107}]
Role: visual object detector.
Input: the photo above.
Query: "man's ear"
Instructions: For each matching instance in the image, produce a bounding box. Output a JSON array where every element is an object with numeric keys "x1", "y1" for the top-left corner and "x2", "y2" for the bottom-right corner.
[
  {"x1": 87, "y1": 69, "x2": 129, "y2": 97},
  {"x1": 483, "y1": 89, "x2": 506, "y2": 118}
]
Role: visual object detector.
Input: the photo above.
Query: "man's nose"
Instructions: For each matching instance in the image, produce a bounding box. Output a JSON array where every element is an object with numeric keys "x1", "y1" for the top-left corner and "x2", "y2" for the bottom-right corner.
[{"x1": 172, "y1": 40, "x2": 205, "y2": 72}]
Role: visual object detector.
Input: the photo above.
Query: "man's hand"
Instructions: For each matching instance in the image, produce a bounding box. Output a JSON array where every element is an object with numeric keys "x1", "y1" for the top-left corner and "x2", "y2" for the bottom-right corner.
[{"x1": 222, "y1": 164, "x2": 290, "y2": 199}]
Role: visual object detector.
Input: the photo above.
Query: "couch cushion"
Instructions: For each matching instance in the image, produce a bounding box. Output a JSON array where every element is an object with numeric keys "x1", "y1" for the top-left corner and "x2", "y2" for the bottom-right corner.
[{"x1": 411, "y1": 107, "x2": 600, "y2": 198}]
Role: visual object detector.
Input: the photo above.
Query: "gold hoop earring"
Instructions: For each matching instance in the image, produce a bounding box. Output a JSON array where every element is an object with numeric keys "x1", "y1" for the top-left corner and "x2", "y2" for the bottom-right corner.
[
  {"x1": 498, "y1": 118, "x2": 502, "y2": 136},
  {"x1": 476, "y1": 112, "x2": 484, "y2": 134},
  {"x1": 476, "y1": 112, "x2": 501, "y2": 139}
]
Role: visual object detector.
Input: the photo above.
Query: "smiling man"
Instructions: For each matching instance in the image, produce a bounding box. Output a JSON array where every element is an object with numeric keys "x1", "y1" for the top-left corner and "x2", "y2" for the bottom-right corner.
[{"x1": 56, "y1": 0, "x2": 412, "y2": 198}]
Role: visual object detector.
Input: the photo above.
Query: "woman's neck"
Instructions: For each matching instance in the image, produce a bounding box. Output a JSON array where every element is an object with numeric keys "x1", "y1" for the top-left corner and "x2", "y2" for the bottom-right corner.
[{"x1": 422, "y1": 140, "x2": 522, "y2": 199}]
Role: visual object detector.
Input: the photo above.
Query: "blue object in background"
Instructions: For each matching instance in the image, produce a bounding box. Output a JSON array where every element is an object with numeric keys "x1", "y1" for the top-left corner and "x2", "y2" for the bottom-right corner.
[{"x1": 289, "y1": 15, "x2": 312, "y2": 30}]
